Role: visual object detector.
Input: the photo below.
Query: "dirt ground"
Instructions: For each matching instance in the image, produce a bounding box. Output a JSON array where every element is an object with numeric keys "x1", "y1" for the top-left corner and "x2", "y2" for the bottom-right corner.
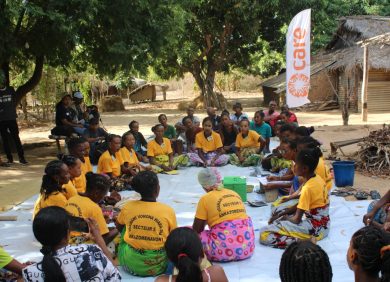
[{"x1": 0, "y1": 90, "x2": 389, "y2": 210}]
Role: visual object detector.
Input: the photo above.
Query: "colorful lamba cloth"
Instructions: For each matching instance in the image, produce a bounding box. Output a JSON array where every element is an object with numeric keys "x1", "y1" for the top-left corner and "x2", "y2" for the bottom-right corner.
[{"x1": 200, "y1": 217, "x2": 255, "y2": 262}]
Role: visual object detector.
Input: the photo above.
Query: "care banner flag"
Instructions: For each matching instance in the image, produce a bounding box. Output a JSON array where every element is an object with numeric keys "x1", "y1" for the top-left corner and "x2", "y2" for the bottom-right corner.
[{"x1": 286, "y1": 9, "x2": 311, "y2": 108}]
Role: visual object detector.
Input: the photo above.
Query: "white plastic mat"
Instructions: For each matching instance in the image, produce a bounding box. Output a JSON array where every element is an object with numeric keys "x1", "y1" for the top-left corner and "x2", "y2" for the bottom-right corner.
[{"x1": 0, "y1": 163, "x2": 369, "y2": 282}]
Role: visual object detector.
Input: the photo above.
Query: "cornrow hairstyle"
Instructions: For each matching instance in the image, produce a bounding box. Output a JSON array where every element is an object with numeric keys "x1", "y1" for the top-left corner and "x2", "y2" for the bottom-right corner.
[
  {"x1": 132, "y1": 170, "x2": 159, "y2": 198},
  {"x1": 85, "y1": 172, "x2": 110, "y2": 194},
  {"x1": 33, "y1": 206, "x2": 69, "y2": 282},
  {"x1": 296, "y1": 147, "x2": 322, "y2": 173},
  {"x1": 279, "y1": 240, "x2": 332, "y2": 282},
  {"x1": 297, "y1": 136, "x2": 323, "y2": 157},
  {"x1": 202, "y1": 117, "x2": 212, "y2": 126},
  {"x1": 152, "y1": 124, "x2": 164, "y2": 133},
  {"x1": 351, "y1": 226, "x2": 390, "y2": 282},
  {"x1": 129, "y1": 120, "x2": 138, "y2": 130},
  {"x1": 280, "y1": 124, "x2": 296, "y2": 134},
  {"x1": 57, "y1": 154, "x2": 78, "y2": 168},
  {"x1": 66, "y1": 137, "x2": 86, "y2": 151},
  {"x1": 40, "y1": 160, "x2": 65, "y2": 199},
  {"x1": 254, "y1": 110, "x2": 265, "y2": 119},
  {"x1": 165, "y1": 227, "x2": 203, "y2": 282},
  {"x1": 121, "y1": 131, "x2": 134, "y2": 147},
  {"x1": 107, "y1": 134, "x2": 121, "y2": 143}
]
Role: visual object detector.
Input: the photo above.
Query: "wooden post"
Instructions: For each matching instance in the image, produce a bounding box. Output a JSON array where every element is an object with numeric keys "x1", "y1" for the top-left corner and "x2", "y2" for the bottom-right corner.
[{"x1": 361, "y1": 46, "x2": 369, "y2": 122}]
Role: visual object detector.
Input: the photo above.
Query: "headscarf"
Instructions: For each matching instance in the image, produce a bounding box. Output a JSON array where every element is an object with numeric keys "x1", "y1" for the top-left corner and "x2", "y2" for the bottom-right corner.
[{"x1": 197, "y1": 168, "x2": 222, "y2": 191}]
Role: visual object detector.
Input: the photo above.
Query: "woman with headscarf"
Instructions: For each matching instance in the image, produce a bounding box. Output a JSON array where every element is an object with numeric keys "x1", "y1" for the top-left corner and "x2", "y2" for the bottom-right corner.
[{"x1": 192, "y1": 168, "x2": 255, "y2": 262}]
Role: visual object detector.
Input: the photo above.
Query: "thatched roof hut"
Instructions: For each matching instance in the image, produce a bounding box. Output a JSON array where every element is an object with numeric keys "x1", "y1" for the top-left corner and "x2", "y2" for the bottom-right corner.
[{"x1": 261, "y1": 15, "x2": 390, "y2": 113}]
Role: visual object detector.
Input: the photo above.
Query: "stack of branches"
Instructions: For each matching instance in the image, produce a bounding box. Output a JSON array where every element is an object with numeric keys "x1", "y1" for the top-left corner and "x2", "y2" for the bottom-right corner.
[{"x1": 355, "y1": 124, "x2": 390, "y2": 176}]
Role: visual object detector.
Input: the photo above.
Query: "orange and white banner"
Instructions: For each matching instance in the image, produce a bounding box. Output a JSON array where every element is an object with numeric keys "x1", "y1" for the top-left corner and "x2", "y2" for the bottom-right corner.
[{"x1": 286, "y1": 9, "x2": 311, "y2": 107}]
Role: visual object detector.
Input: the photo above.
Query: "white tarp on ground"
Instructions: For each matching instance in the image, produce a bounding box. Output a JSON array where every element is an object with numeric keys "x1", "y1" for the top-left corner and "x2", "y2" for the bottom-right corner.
[{"x1": 0, "y1": 164, "x2": 369, "y2": 282}]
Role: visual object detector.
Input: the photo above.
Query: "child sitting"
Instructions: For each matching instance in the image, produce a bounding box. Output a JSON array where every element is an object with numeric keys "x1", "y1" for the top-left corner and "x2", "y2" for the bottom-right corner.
[
  {"x1": 120, "y1": 132, "x2": 151, "y2": 175},
  {"x1": 219, "y1": 112, "x2": 238, "y2": 154},
  {"x1": 155, "y1": 227, "x2": 228, "y2": 282},
  {"x1": 188, "y1": 117, "x2": 229, "y2": 167},
  {"x1": 128, "y1": 120, "x2": 148, "y2": 162},
  {"x1": 158, "y1": 114, "x2": 183, "y2": 155},
  {"x1": 116, "y1": 171, "x2": 177, "y2": 276},
  {"x1": 260, "y1": 147, "x2": 330, "y2": 248},
  {"x1": 65, "y1": 173, "x2": 118, "y2": 245},
  {"x1": 229, "y1": 102, "x2": 248, "y2": 125},
  {"x1": 347, "y1": 226, "x2": 390, "y2": 282},
  {"x1": 83, "y1": 117, "x2": 108, "y2": 154},
  {"x1": 183, "y1": 116, "x2": 203, "y2": 153},
  {"x1": 279, "y1": 241, "x2": 332, "y2": 282},
  {"x1": 33, "y1": 160, "x2": 70, "y2": 217},
  {"x1": 230, "y1": 119, "x2": 265, "y2": 166}
]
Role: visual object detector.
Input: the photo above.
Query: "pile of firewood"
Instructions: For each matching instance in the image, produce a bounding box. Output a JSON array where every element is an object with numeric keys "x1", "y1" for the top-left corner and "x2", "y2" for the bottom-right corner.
[{"x1": 355, "y1": 125, "x2": 390, "y2": 176}]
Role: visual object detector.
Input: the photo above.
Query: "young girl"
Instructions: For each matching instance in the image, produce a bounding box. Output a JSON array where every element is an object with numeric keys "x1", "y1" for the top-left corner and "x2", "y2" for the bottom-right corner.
[
  {"x1": 218, "y1": 112, "x2": 238, "y2": 154},
  {"x1": 60, "y1": 155, "x2": 81, "y2": 200},
  {"x1": 155, "y1": 227, "x2": 228, "y2": 282},
  {"x1": 347, "y1": 226, "x2": 390, "y2": 282},
  {"x1": 230, "y1": 119, "x2": 265, "y2": 166},
  {"x1": 188, "y1": 117, "x2": 229, "y2": 167},
  {"x1": 250, "y1": 110, "x2": 272, "y2": 153},
  {"x1": 120, "y1": 132, "x2": 151, "y2": 175},
  {"x1": 128, "y1": 120, "x2": 148, "y2": 162},
  {"x1": 33, "y1": 160, "x2": 70, "y2": 217},
  {"x1": 159, "y1": 114, "x2": 183, "y2": 155},
  {"x1": 183, "y1": 116, "x2": 203, "y2": 152},
  {"x1": 65, "y1": 173, "x2": 118, "y2": 245},
  {"x1": 279, "y1": 241, "x2": 333, "y2": 282},
  {"x1": 116, "y1": 171, "x2": 177, "y2": 276},
  {"x1": 260, "y1": 147, "x2": 330, "y2": 249},
  {"x1": 193, "y1": 168, "x2": 255, "y2": 262},
  {"x1": 23, "y1": 207, "x2": 121, "y2": 282},
  {"x1": 229, "y1": 102, "x2": 248, "y2": 125},
  {"x1": 67, "y1": 137, "x2": 93, "y2": 193}
]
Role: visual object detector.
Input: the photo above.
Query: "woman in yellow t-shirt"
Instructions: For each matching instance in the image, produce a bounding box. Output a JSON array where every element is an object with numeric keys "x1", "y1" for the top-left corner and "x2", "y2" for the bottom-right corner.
[
  {"x1": 260, "y1": 147, "x2": 330, "y2": 248},
  {"x1": 60, "y1": 155, "x2": 81, "y2": 199},
  {"x1": 97, "y1": 134, "x2": 127, "y2": 178},
  {"x1": 116, "y1": 171, "x2": 177, "y2": 276},
  {"x1": 230, "y1": 119, "x2": 265, "y2": 166},
  {"x1": 65, "y1": 173, "x2": 118, "y2": 245},
  {"x1": 147, "y1": 124, "x2": 188, "y2": 173},
  {"x1": 33, "y1": 160, "x2": 71, "y2": 217},
  {"x1": 67, "y1": 137, "x2": 93, "y2": 193},
  {"x1": 192, "y1": 168, "x2": 255, "y2": 262},
  {"x1": 188, "y1": 117, "x2": 229, "y2": 167},
  {"x1": 120, "y1": 132, "x2": 151, "y2": 176}
]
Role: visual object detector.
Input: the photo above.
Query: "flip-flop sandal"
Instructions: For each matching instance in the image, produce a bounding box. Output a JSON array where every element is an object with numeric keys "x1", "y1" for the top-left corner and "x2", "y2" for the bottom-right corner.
[
  {"x1": 331, "y1": 191, "x2": 353, "y2": 197},
  {"x1": 248, "y1": 200, "x2": 268, "y2": 207},
  {"x1": 370, "y1": 190, "x2": 381, "y2": 200},
  {"x1": 355, "y1": 191, "x2": 369, "y2": 200}
]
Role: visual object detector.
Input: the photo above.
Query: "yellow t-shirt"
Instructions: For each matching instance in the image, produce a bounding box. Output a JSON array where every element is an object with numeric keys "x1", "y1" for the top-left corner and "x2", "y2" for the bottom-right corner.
[
  {"x1": 97, "y1": 150, "x2": 124, "y2": 177},
  {"x1": 316, "y1": 157, "x2": 333, "y2": 191},
  {"x1": 74, "y1": 157, "x2": 93, "y2": 193},
  {"x1": 195, "y1": 131, "x2": 223, "y2": 153},
  {"x1": 33, "y1": 192, "x2": 67, "y2": 217},
  {"x1": 195, "y1": 188, "x2": 248, "y2": 227},
  {"x1": 147, "y1": 138, "x2": 173, "y2": 157},
  {"x1": 65, "y1": 195, "x2": 109, "y2": 235},
  {"x1": 117, "y1": 201, "x2": 177, "y2": 250},
  {"x1": 235, "y1": 130, "x2": 260, "y2": 148},
  {"x1": 62, "y1": 180, "x2": 78, "y2": 199},
  {"x1": 297, "y1": 174, "x2": 329, "y2": 211},
  {"x1": 120, "y1": 147, "x2": 139, "y2": 165}
]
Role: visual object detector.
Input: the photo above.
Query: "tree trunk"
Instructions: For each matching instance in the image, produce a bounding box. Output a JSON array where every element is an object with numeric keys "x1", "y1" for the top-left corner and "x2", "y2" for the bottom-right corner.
[
  {"x1": 15, "y1": 55, "x2": 44, "y2": 104},
  {"x1": 205, "y1": 69, "x2": 220, "y2": 109},
  {"x1": 192, "y1": 70, "x2": 206, "y2": 98}
]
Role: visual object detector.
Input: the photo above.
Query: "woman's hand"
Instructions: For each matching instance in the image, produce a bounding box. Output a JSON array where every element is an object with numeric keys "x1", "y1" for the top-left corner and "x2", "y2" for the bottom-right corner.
[
  {"x1": 161, "y1": 164, "x2": 171, "y2": 171},
  {"x1": 85, "y1": 218, "x2": 103, "y2": 242},
  {"x1": 267, "y1": 175, "x2": 279, "y2": 181},
  {"x1": 238, "y1": 156, "x2": 245, "y2": 163},
  {"x1": 280, "y1": 196, "x2": 290, "y2": 203}
]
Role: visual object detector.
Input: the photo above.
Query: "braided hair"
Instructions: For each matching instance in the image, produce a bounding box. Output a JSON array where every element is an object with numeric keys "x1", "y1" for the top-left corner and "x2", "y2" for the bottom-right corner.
[
  {"x1": 279, "y1": 240, "x2": 332, "y2": 282},
  {"x1": 132, "y1": 171, "x2": 159, "y2": 199},
  {"x1": 165, "y1": 227, "x2": 203, "y2": 282},
  {"x1": 33, "y1": 206, "x2": 69, "y2": 282},
  {"x1": 85, "y1": 172, "x2": 110, "y2": 195},
  {"x1": 296, "y1": 136, "x2": 323, "y2": 157},
  {"x1": 351, "y1": 226, "x2": 390, "y2": 282},
  {"x1": 40, "y1": 160, "x2": 66, "y2": 200}
]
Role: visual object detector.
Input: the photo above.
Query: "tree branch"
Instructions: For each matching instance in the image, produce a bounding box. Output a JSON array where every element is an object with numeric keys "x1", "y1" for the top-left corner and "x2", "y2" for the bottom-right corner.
[{"x1": 15, "y1": 55, "x2": 44, "y2": 104}]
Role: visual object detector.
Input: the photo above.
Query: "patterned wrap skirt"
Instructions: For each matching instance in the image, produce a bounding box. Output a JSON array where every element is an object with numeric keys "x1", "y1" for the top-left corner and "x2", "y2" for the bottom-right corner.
[
  {"x1": 188, "y1": 151, "x2": 229, "y2": 166},
  {"x1": 200, "y1": 217, "x2": 255, "y2": 262},
  {"x1": 229, "y1": 147, "x2": 262, "y2": 167},
  {"x1": 260, "y1": 204, "x2": 330, "y2": 249}
]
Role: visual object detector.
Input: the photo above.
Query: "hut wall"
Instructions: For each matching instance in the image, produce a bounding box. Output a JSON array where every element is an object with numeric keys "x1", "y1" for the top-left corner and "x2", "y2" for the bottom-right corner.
[
  {"x1": 358, "y1": 69, "x2": 390, "y2": 112},
  {"x1": 262, "y1": 86, "x2": 281, "y2": 106},
  {"x1": 338, "y1": 69, "x2": 361, "y2": 112},
  {"x1": 308, "y1": 71, "x2": 337, "y2": 102}
]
